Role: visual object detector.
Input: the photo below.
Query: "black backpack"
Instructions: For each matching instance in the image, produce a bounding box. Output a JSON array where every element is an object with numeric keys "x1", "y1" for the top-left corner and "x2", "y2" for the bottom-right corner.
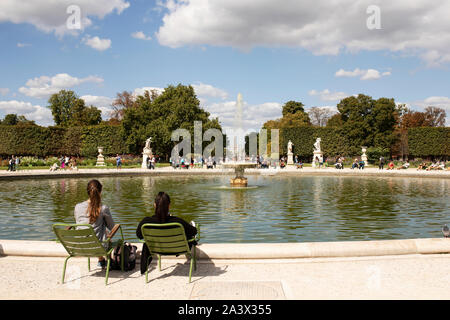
[{"x1": 111, "y1": 242, "x2": 137, "y2": 271}]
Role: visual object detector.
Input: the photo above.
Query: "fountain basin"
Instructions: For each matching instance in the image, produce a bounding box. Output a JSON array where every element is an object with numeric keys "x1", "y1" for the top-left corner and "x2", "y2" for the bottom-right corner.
[{"x1": 222, "y1": 162, "x2": 257, "y2": 187}]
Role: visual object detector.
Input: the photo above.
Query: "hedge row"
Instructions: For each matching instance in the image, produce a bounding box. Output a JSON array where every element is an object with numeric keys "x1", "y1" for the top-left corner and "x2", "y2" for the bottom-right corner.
[
  {"x1": 278, "y1": 126, "x2": 449, "y2": 159},
  {"x1": 0, "y1": 125, "x2": 127, "y2": 157},
  {"x1": 1, "y1": 125, "x2": 448, "y2": 158},
  {"x1": 407, "y1": 127, "x2": 450, "y2": 158}
]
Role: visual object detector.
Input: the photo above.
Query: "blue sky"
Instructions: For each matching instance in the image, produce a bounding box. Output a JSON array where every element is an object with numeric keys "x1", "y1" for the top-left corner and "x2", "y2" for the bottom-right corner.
[{"x1": 0, "y1": 0, "x2": 449, "y2": 130}]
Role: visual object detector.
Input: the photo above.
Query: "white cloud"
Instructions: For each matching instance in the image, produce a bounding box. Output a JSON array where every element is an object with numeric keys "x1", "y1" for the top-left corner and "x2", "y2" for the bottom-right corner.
[
  {"x1": 411, "y1": 96, "x2": 450, "y2": 112},
  {"x1": 192, "y1": 83, "x2": 228, "y2": 100},
  {"x1": 206, "y1": 99, "x2": 282, "y2": 133},
  {"x1": 80, "y1": 95, "x2": 114, "y2": 119},
  {"x1": 82, "y1": 35, "x2": 111, "y2": 51},
  {"x1": 131, "y1": 31, "x2": 152, "y2": 41},
  {"x1": 17, "y1": 42, "x2": 31, "y2": 48},
  {"x1": 156, "y1": 0, "x2": 450, "y2": 66},
  {"x1": 0, "y1": 0, "x2": 129, "y2": 37},
  {"x1": 309, "y1": 89, "x2": 349, "y2": 102},
  {"x1": 0, "y1": 88, "x2": 9, "y2": 96},
  {"x1": 133, "y1": 87, "x2": 165, "y2": 97},
  {"x1": 18, "y1": 73, "x2": 104, "y2": 99},
  {"x1": 335, "y1": 68, "x2": 391, "y2": 80},
  {"x1": 0, "y1": 100, "x2": 53, "y2": 125}
]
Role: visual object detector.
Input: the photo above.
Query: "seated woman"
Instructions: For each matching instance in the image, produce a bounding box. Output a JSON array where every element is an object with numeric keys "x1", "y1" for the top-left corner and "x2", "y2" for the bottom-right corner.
[
  {"x1": 351, "y1": 159, "x2": 359, "y2": 169},
  {"x1": 296, "y1": 160, "x2": 303, "y2": 169},
  {"x1": 74, "y1": 179, "x2": 116, "y2": 268},
  {"x1": 136, "y1": 192, "x2": 197, "y2": 274},
  {"x1": 387, "y1": 161, "x2": 395, "y2": 170}
]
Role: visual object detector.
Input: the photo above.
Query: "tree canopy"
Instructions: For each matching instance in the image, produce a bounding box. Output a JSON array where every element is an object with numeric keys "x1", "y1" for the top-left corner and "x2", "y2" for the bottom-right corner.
[
  {"x1": 121, "y1": 84, "x2": 222, "y2": 158},
  {"x1": 47, "y1": 90, "x2": 102, "y2": 127}
]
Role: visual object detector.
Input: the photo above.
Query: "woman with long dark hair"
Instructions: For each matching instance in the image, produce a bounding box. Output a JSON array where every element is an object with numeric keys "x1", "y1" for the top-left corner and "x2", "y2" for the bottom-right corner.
[
  {"x1": 136, "y1": 192, "x2": 197, "y2": 274},
  {"x1": 74, "y1": 179, "x2": 116, "y2": 268}
]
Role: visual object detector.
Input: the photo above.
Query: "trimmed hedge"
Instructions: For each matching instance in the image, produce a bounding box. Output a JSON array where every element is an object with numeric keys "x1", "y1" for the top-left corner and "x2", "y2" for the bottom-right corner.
[
  {"x1": 407, "y1": 127, "x2": 450, "y2": 158},
  {"x1": 0, "y1": 125, "x2": 127, "y2": 157},
  {"x1": 280, "y1": 127, "x2": 356, "y2": 159}
]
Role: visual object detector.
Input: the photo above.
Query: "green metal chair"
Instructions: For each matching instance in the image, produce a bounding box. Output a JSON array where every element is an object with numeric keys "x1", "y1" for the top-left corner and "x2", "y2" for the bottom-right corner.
[
  {"x1": 52, "y1": 223, "x2": 124, "y2": 285},
  {"x1": 140, "y1": 222, "x2": 200, "y2": 283}
]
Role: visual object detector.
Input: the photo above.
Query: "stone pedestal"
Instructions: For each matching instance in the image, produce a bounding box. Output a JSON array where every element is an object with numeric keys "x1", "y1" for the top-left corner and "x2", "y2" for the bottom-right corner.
[
  {"x1": 96, "y1": 147, "x2": 106, "y2": 166},
  {"x1": 142, "y1": 148, "x2": 153, "y2": 169},
  {"x1": 287, "y1": 153, "x2": 294, "y2": 165},
  {"x1": 361, "y1": 147, "x2": 368, "y2": 164},
  {"x1": 312, "y1": 151, "x2": 323, "y2": 168}
]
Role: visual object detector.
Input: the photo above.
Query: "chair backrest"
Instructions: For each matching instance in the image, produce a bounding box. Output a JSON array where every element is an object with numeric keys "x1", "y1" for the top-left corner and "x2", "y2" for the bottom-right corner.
[
  {"x1": 140, "y1": 223, "x2": 190, "y2": 256},
  {"x1": 53, "y1": 223, "x2": 107, "y2": 257}
]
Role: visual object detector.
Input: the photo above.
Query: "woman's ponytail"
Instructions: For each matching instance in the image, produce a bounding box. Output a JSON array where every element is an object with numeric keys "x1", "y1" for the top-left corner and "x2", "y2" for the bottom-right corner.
[{"x1": 87, "y1": 179, "x2": 102, "y2": 224}]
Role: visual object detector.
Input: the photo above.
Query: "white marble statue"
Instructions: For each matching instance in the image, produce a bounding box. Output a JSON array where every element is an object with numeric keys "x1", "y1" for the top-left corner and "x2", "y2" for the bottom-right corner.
[
  {"x1": 288, "y1": 140, "x2": 293, "y2": 154},
  {"x1": 144, "y1": 137, "x2": 152, "y2": 150},
  {"x1": 313, "y1": 138, "x2": 321, "y2": 153}
]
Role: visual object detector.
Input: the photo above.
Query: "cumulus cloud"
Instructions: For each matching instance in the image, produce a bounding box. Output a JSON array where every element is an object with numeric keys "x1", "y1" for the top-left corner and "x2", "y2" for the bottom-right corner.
[
  {"x1": 18, "y1": 73, "x2": 104, "y2": 99},
  {"x1": 411, "y1": 96, "x2": 450, "y2": 112},
  {"x1": 309, "y1": 89, "x2": 349, "y2": 102},
  {"x1": 205, "y1": 99, "x2": 282, "y2": 133},
  {"x1": 0, "y1": 100, "x2": 53, "y2": 125},
  {"x1": 131, "y1": 31, "x2": 152, "y2": 41},
  {"x1": 192, "y1": 83, "x2": 228, "y2": 101},
  {"x1": 335, "y1": 68, "x2": 391, "y2": 80},
  {"x1": 82, "y1": 35, "x2": 111, "y2": 51},
  {"x1": 133, "y1": 87, "x2": 165, "y2": 97},
  {"x1": 80, "y1": 95, "x2": 115, "y2": 119},
  {"x1": 156, "y1": 0, "x2": 450, "y2": 66},
  {"x1": 0, "y1": 0, "x2": 129, "y2": 37}
]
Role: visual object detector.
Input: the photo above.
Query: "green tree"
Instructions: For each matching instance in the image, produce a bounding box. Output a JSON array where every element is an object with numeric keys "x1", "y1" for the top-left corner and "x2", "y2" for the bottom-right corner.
[
  {"x1": 47, "y1": 90, "x2": 102, "y2": 126},
  {"x1": 336, "y1": 94, "x2": 397, "y2": 151},
  {"x1": 1, "y1": 114, "x2": 36, "y2": 126},
  {"x1": 121, "y1": 84, "x2": 222, "y2": 159},
  {"x1": 282, "y1": 100, "x2": 305, "y2": 117},
  {"x1": 2, "y1": 114, "x2": 19, "y2": 125}
]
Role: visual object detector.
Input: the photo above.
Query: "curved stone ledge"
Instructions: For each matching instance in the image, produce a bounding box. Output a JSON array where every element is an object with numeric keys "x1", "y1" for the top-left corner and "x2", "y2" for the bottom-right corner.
[
  {"x1": 1, "y1": 238, "x2": 449, "y2": 260},
  {"x1": 1, "y1": 167, "x2": 449, "y2": 181}
]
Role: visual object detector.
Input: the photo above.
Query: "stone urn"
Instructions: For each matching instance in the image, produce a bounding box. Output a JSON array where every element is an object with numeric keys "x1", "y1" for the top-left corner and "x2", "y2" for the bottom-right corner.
[{"x1": 96, "y1": 147, "x2": 106, "y2": 166}]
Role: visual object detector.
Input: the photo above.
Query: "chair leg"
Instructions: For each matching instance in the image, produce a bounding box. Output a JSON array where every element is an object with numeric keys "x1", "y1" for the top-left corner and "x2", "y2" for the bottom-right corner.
[
  {"x1": 145, "y1": 256, "x2": 152, "y2": 284},
  {"x1": 120, "y1": 242, "x2": 124, "y2": 272},
  {"x1": 189, "y1": 257, "x2": 194, "y2": 283},
  {"x1": 62, "y1": 256, "x2": 71, "y2": 284},
  {"x1": 193, "y1": 246, "x2": 197, "y2": 271},
  {"x1": 105, "y1": 257, "x2": 111, "y2": 286},
  {"x1": 158, "y1": 254, "x2": 161, "y2": 271},
  {"x1": 88, "y1": 257, "x2": 90, "y2": 271}
]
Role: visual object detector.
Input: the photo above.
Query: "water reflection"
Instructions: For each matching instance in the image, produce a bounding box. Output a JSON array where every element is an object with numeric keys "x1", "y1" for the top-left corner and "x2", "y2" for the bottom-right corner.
[{"x1": 0, "y1": 175, "x2": 448, "y2": 243}]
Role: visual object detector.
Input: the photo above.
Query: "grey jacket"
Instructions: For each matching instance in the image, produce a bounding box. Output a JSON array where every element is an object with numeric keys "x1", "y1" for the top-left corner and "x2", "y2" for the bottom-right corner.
[{"x1": 74, "y1": 200, "x2": 115, "y2": 242}]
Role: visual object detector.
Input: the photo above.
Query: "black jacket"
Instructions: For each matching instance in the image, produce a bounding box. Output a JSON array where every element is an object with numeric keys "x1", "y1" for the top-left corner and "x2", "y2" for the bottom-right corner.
[{"x1": 136, "y1": 215, "x2": 198, "y2": 274}]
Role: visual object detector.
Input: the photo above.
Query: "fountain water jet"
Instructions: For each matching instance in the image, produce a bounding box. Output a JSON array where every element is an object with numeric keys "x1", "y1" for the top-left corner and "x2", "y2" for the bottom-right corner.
[{"x1": 223, "y1": 93, "x2": 257, "y2": 187}]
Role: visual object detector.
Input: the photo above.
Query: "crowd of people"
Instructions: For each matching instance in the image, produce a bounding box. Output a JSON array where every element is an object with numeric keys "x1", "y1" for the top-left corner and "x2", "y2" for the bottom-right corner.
[
  {"x1": 6, "y1": 155, "x2": 20, "y2": 171},
  {"x1": 49, "y1": 156, "x2": 77, "y2": 171}
]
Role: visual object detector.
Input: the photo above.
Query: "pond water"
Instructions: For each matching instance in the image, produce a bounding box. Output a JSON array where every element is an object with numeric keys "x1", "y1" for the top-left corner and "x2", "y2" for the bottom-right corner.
[{"x1": 0, "y1": 175, "x2": 448, "y2": 243}]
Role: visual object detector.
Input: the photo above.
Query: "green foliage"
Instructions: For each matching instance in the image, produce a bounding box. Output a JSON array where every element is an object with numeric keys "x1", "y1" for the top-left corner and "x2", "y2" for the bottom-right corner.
[
  {"x1": 47, "y1": 90, "x2": 102, "y2": 127},
  {"x1": 280, "y1": 127, "x2": 354, "y2": 158},
  {"x1": 337, "y1": 94, "x2": 397, "y2": 150},
  {"x1": 282, "y1": 101, "x2": 305, "y2": 117},
  {"x1": 407, "y1": 127, "x2": 450, "y2": 158},
  {"x1": 0, "y1": 125, "x2": 126, "y2": 157},
  {"x1": 121, "y1": 84, "x2": 222, "y2": 158},
  {"x1": 365, "y1": 147, "x2": 390, "y2": 164}
]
